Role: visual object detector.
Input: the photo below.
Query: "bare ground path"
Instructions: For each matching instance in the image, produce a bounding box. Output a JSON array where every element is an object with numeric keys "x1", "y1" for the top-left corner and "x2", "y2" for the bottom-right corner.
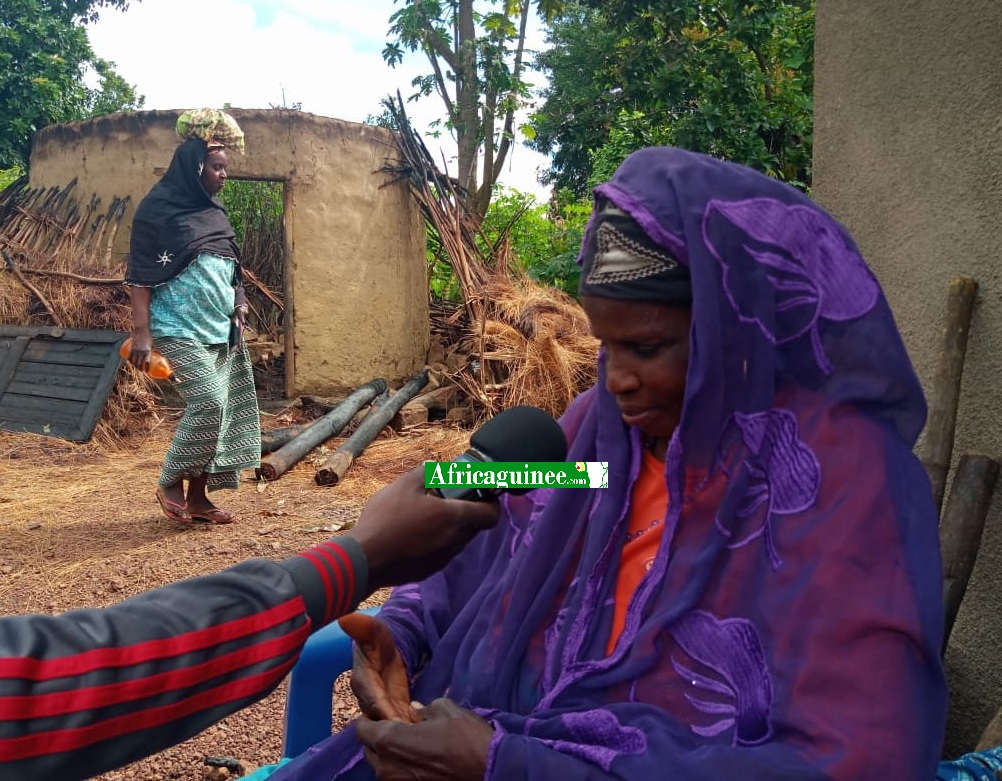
[{"x1": 0, "y1": 419, "x2": 467, "y2": 779}]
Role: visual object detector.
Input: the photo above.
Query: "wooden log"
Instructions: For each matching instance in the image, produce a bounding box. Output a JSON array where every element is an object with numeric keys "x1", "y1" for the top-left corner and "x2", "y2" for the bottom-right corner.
[
  {"x1": 408, "y1": 384, "x2": 461, "y2": 412},
  {"x1": 314, "y1": 390, "x2": 389, "y2": 487},
  {"x1": 923, "y1": 277, "x2": 978, "y2": 515},
  {"x1": 388, "y1": 401, "x2": 429, "y2": 431},
  {"x1": 260, "y1": 422, "x2": 316, "y2": 455},
  {"x1": 315, "y1": 370, "x2": 430, "y2": 486},
  {"x1": 100, "y1": 196, "x2": 128, "y2": 267},
  {"x1": 940, "y1": 452, "x2": 999, "y2": 653},
  {"x1": 256, "y1": 378, "x2": 387, "y2": 481}
]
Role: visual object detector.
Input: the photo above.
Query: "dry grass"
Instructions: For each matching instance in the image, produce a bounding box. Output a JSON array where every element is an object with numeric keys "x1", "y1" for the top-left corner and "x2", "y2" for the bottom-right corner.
[
  {"x1": 377, "y1": 96, "x2": 598, "y2": 421},
  {"x1": 0, "y1": 251, "x2": 129, "y2": 331},
  {"x1": 0, "y1": 215, "x2": 164, "y2": 443},
  {"x1": 446, "y1": 274, "x2": 598, "y2": 421}
]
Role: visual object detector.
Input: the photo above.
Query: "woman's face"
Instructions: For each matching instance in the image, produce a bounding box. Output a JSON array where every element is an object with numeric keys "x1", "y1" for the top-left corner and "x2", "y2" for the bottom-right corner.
[
  {"x1": 582, "y1": 295, "x2": 692, "y2": 459},
  {"x1": 200, "y1": 148, "x2": 228, "y2": 195}
]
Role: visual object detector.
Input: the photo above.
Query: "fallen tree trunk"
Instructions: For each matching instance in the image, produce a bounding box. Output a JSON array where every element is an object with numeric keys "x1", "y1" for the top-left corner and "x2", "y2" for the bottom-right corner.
[
  {"x1": 260, "y1": 422, "x2": 316, "y2": 455},
  {"x1": 256, "y1": 378, "x2": 387, "y2": 481},
  {"x1": 315, "y1": 370, "x2": 430, "y2": 487}
]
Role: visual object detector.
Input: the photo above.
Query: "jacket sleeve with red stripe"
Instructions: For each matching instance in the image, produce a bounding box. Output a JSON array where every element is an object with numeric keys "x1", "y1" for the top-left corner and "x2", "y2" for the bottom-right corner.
[{"x1": 0, "y1": 537, "x2": 368, "y2": 781}]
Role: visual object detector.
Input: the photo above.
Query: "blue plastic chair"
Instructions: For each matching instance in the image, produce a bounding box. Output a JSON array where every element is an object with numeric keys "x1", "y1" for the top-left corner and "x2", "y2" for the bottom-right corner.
[{"x1": 282, "y1": 606, "x2": 380, "y2": 758}]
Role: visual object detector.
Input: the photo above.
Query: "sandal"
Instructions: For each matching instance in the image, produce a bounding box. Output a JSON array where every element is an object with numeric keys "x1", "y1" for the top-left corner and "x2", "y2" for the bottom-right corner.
[
  {"x1": 189, "y1": 507, "x2": 235, "y2": 525},
  {"x1": 155, "y1": 488, "x2": 191, "y2": 523}
]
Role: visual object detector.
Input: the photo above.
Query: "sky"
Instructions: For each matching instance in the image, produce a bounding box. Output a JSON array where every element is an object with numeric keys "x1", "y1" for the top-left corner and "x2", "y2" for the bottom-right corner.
[{"x1": 86, "y1": 0, "x2": 554, "y2": 200}]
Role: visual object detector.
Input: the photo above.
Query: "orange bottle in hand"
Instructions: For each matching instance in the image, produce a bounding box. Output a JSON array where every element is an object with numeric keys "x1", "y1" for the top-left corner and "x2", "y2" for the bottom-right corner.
[{"x1": 119, "y1": 337, "x2": 175, "y2": 381}]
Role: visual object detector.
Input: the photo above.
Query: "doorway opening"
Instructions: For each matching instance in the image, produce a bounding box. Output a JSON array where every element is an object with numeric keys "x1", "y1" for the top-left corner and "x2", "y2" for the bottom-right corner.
[{"x1": 219, "y1": 178, "x2": 288, "y2": 402}]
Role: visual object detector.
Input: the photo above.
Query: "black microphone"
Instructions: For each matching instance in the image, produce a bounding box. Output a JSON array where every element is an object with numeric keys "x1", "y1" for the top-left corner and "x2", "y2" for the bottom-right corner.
[{"x1": 435, "y1": 405, "x2": 568, "y2": 501}]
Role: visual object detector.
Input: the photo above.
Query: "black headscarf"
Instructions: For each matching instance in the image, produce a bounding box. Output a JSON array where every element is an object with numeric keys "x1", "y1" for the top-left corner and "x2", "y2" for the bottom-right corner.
[{"x1": 125, "y1": 138, "x2": 240, "y2": 287}]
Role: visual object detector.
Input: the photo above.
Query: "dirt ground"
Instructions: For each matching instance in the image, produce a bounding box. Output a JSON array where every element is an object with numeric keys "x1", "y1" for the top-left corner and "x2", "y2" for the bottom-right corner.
[{"x1": 0, "y1": 401, "x2": 470, "y2": 780}]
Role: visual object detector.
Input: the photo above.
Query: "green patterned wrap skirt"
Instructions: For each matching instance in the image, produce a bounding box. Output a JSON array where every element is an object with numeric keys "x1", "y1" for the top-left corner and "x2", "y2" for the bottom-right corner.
[{"x1": 155, "y1": 338, "x2": 260, "y2": 491}]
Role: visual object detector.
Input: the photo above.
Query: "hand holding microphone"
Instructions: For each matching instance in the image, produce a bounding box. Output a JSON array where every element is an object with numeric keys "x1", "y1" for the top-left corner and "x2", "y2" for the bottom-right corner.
[
  {"x1": 346, "y1": 406, "x2": 566, "y2": 589},
  {"x1": 435, "y1": 405, "x2": 568, "y2": 501}
]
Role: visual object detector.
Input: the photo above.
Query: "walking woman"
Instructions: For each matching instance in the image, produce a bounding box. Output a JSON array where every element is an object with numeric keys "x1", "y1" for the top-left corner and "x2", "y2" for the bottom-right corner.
[{"x1": 125, "y1": 109, "x2": 260, "y2": 524}]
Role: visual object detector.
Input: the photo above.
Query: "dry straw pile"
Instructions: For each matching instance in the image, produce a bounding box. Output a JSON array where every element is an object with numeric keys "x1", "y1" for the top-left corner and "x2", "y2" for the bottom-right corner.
[{"x1": 0, "y1": 176, "x2": 161, "y2": 448}]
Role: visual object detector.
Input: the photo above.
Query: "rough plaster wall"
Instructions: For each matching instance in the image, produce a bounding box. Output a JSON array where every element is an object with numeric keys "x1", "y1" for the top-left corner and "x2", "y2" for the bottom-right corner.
[
  {"x1": 30, "y1": 109, "x2": 428, "y2": 396},
  {"x1": 283, "y1": 119, "x2": 428, "y2": 394},
  {"x1": 814, "y1": 0, "x2": 1002, "y2": 756}
]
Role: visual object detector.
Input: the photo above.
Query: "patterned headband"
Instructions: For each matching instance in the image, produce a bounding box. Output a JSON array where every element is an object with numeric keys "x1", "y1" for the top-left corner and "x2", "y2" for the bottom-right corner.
[{"x1": 578, "y1": 205, "x2": 692, "y2": 304}]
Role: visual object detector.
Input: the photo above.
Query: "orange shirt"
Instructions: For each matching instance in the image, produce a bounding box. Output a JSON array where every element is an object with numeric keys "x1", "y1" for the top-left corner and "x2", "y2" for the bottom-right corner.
[{"x1": 606, "y1": 449, "x2": 669, "y2": 655}]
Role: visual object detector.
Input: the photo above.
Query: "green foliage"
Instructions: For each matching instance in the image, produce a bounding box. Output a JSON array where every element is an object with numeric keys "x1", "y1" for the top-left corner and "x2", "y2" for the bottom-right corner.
[
  {"x1": 587, "y1": 110, "x2": 674, "y2": 190},
  {"x1": 427, "y1": 247, "x2": 463, "y2": 302},
  {"x1": 219, "y1": 179, "x2": 283, "y2": 249},
  {"x1": 481, "y1": 186, "x2": 589, "y2": 296},
  {"x1": 530, "y1": 0, "x2": 814, "y2": 195},
  {"x1": 364, "y1": 107, "x2": 399, "y2": 130},
  {"x1": 382, "y1": 0, "x2": 565, "y2": 220},
  {"x1": 0, "y1": 0, "x2": 144, "y2": 170},
  {"x1": 0, "y1": 165, "x2": 26, "y2": 192},
  {"x1": 428, "y1": 185, "x2": 590, "y2": 301},
  {"x1": 219, "y1": 179, "x2": 286, "y2": 333}
]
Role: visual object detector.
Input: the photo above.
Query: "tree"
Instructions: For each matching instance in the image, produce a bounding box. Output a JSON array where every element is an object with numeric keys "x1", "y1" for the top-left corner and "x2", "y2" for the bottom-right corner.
[
  {"x1": 530, "y1": 0, "x2": 814, "y2": 196},
  {"x1": 382, "y1": 0, "x2": 563, "y2": 222},
  {"x1": 0, "y1": 0, "x2": 144, "y2": 170}
]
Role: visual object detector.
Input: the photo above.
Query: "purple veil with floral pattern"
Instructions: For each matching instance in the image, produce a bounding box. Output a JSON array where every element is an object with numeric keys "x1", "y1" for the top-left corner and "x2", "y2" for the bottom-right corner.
[{"x1": 274, "y1": 147, "x2": 947, "y2": 780}]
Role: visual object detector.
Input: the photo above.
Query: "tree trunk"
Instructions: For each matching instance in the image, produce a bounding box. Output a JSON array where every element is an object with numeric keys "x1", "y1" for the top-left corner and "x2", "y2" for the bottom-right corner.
[
  {"x1": 315, "y1": 371, "x2": 430, "y2": 486},
  {"x1": 256, "y1": 378, "x2": 387, "y2": 481}
]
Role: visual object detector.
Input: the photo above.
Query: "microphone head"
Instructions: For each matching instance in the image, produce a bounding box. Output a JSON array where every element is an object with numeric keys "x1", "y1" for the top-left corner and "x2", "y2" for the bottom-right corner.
[{"x1": 470, "y1": 405, "x2": 567, "y2": 464}]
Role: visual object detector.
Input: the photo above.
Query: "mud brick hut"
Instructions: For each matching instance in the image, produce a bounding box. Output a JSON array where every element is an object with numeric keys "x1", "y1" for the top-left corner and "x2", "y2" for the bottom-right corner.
[{"x1": 28, "y1": 108, "x2": 429, "y2": 398}]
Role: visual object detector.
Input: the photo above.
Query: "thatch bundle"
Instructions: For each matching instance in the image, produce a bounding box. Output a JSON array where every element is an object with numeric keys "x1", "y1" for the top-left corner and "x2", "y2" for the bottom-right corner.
[{"x1": 437, "y1": 275, "x2": 597, "y2": 420}]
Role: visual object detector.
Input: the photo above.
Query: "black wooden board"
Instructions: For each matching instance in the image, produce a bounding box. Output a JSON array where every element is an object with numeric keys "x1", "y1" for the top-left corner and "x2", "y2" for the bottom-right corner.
[{"x1": 0, "y1": 326, "x2": 127, "y2": 441}]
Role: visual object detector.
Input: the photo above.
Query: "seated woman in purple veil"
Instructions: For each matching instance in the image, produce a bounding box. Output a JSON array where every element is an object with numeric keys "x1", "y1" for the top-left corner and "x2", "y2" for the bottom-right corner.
[{"x1": 263, "y1": 147, "x2": 948, "y2": 780}]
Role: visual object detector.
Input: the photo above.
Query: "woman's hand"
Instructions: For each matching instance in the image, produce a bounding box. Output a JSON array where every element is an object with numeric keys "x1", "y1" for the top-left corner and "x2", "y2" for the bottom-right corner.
[
  {"x1": 229, "y1": 305, "x2": 248, "y2": 352},
  {"x1": 128, "y1": 329, "x2": 153, "y2": 371},
  {"x1": 340, "y1": 613, "x2": 417, "y2": 724},
  {"x1": 355, "y1": 698, "x2": 493, "y2": 781}
]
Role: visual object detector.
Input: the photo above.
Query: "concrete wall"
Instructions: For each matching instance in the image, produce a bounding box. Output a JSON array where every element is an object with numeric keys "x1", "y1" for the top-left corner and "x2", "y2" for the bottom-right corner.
[
  {"x1": 29, "y1": 109, "x2": 428, "y2": 396},
  {"x1": 814, "y1": 0, "x2": 1002, "y2": 756}
]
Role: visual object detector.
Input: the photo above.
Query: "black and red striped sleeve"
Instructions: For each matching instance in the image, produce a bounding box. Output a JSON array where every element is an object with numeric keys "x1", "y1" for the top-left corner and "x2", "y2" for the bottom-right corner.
[{"x1": 0, "y1": 538, "x2": 368, "y2": 781}]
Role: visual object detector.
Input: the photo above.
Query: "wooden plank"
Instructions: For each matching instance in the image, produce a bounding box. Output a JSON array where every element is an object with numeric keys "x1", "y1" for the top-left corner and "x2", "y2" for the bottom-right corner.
[
  {"x1": 0, "y1": 325, "x2": 124, "y2": 344},
  {"x1": 0, "y1": 336, "x2": 31, "y2": 395},
  {"x1": 13, "y1": 363, "x2": 104, "y2": 387},
  {"x1": 6, "y1": 380, "x2": 95, "y2": 403},
  {"x1": 23, "y1": 341, "x2": 112, "y2": 368},
  {"x1": 0, "y1": 395, "x2": 89, "y2": 427},
  {"x1": 923, "y1": 277, "x2": 978, "y2": 514},
  {"x1": 78, "y1": 334, "x2": 126, "y2": 441},
  {"x1": 940, "y1": 453, "x2": 1000, "y2": 653}
]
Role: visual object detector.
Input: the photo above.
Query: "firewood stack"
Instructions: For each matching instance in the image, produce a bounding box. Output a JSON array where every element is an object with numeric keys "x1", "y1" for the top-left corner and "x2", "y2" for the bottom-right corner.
[{"x1": 377, "y1": 93, "x2": 599, "y2": 423}]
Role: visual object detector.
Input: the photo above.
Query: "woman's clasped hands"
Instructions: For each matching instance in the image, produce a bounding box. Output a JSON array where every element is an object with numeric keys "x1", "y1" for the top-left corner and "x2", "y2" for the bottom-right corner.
[{"x1": 339, "y1": 612, "x2": 494, "y2": 781}]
